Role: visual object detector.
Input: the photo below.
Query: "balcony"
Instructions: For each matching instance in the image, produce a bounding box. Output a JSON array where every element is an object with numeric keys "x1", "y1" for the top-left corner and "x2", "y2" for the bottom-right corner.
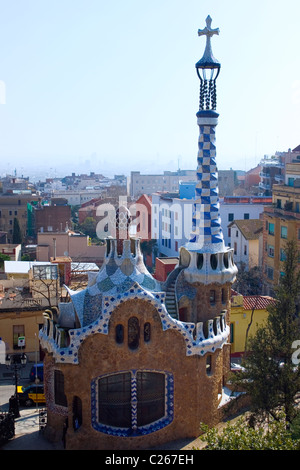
[
  {"x1": 259, "y1": 172, "x2": 271, "y2": 179},
  {"x1": 259, "y1": 181, "x2": 271, "y2": 190},
  {"x1": 274, "y1": 174, "x2": 284, "y2": 183},
  {"x1": 264, "y1": 205, "x2": 300, "y2": 220}
]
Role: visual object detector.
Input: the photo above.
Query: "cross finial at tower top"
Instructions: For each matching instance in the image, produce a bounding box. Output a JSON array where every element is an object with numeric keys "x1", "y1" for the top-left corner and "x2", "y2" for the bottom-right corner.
[
  {"x1": 196, "y1": 15, "x2": 220, "y2": 69},
  {"x1": 198, "y1": 15, "x2": 219, "y2": 40}
]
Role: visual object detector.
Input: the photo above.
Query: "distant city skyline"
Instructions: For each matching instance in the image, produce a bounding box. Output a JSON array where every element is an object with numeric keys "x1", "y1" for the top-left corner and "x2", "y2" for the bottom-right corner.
[{"x1": 0, "y1": 1, "x2": 299, "y2": 180}]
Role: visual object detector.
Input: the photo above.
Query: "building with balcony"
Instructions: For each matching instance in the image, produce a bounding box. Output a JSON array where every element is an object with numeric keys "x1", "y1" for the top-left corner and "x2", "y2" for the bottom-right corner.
[
  {"x1": 259, "y1": 157, "x2": 283, "y2": 196},
  {"x1": 258, "y1": 146, "x2": 300, "y2": 196},
  {"x1": 262, "y1": 162, "x2": 300, "y2": 296}
]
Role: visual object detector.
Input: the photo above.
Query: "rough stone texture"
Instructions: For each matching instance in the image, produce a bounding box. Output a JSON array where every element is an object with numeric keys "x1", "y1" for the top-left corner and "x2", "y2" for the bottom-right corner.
[
  {"x1": 178, "y1": 281, "x2": 231, "y2": 324},
  {"x1": 43, "y1": 298, "x2": 226, "y2": 450}
]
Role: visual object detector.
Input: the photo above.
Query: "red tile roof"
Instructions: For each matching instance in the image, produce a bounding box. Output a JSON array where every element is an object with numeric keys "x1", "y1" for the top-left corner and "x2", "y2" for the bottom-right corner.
[{"x1": 242, "y1": 295, "x2": 276, "y2": 310}]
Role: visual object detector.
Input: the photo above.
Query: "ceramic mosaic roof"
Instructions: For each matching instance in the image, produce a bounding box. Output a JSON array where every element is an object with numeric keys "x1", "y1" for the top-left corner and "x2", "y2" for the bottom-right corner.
[{"x1": 64, "y1": 239, "x2": 160, "y2": 328}]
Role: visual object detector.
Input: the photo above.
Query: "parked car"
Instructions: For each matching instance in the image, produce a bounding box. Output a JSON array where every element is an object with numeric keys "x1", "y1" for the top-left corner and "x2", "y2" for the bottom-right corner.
[
  {"x1": 230, "y1": 362, "x2": 245, "y2": 373},
  {"x1": 29, "y1": 363, "x2": 44, "y2": 383},
  {"x1": 17, "y1": 384, "x2": 45, "y2": 407}
]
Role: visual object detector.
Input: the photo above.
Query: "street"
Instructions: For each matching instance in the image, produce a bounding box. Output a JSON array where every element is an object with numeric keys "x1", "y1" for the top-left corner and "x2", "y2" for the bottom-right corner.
[
  {"x1": 0, "y1": 384, "x2": 15, "y2": 411},
  {"x1": 0, "y1": 362, "x2": 35, "y2": 412}
]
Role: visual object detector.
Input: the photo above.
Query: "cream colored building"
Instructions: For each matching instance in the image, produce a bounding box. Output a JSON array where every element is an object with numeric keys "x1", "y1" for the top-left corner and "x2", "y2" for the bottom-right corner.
[
  {"x1": 0, "y1": 261, "x2": 61, "y2": 361},
  {"x1": 36, "y1": 231, "x2": 105, "y2": 264},
  {"x1": 228, "y1": 219, "x2": 263, "y2": 269}
]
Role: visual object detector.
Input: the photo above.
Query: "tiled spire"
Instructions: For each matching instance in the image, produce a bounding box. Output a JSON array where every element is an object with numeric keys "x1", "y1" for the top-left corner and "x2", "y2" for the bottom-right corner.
[{"x1": 187, "y1": 16, "x2": 225, "y2": 254}]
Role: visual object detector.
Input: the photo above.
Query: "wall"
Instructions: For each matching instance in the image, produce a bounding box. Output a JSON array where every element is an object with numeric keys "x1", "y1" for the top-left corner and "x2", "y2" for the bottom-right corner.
[
  {"x1": 220, "y1": 202, "x2": 268, "y2": 246},
  {"x1": 37, "y1": 232, "x2": 106, "y2": 263},
  {"x1": 262, "y1": 207, "x2": 300, "y2": 295},
  {"x1": 0, "y1": 309, "x2": 44, "y2": 361},
  {"x1": 154, "y1": 257, "x2": 178, "y2": 282},
  {"x1": 35, "y1": 205, "x2": 72, "y2": 233},
  {"x1": 230, "y1": 303, "x2": 268, "y2": 357}
]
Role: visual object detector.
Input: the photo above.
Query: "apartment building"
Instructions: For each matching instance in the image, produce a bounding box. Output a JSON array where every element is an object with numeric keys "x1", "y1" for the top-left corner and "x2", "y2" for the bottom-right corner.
[
  {"x1": 220, "y1": 196, "x2": 272, "y2": 246},
  {"x1": 262, "y1": 162, "x2": 300, "y2": 296},
  {"x1": 151, "y1": 192, "x2": 193, "y2": 257},
  {"x1": 0, "y1": 195, "x2": 39, "y2": 244}
]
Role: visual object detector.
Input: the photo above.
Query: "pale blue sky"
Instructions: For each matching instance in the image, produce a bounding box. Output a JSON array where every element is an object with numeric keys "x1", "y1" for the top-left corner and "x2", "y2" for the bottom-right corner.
[{"x1": 0, "y1": 0, "x2": 299, "y2": 179}]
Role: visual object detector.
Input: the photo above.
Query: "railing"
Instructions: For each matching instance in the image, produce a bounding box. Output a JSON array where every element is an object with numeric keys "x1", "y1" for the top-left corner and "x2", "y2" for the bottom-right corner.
[
  {"x1": 0, "y1": 297, "x2": 58, "y2": 310},
  {"x1": 264, "y1": 205, "x2": 300, "y2": 220}
]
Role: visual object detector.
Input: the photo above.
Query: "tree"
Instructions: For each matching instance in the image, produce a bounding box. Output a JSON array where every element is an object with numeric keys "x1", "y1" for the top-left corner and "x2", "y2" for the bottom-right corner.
[
  {"x1": 199, "y1": 417, "x2": 300, "y2": 450},
  {"x1": 0, "y1": 253, "x2": 10, "y2": 270},
  {"x1": 78, "y1": 217, "x2": 97, "y2": 240},
  {"x1": 232, "y1": 239, "x2": 300, "y2": 429},
  {"x1": 233, "y1": 262, "x2": 262, "y2": 295},
  {"x1": 12, "y1": 217, "x2": 22, "y2": 244}
]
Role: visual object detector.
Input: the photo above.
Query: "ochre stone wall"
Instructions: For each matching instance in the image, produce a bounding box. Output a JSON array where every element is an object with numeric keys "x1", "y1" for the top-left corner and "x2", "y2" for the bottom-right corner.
[{"x1": 43, "y1": 298, "x2": 227, "y2": 450}]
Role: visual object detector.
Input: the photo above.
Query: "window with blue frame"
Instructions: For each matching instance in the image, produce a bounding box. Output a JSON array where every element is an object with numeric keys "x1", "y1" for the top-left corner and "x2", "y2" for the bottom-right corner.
[
  {"x1": 268, "y1": 222, "x2": 275, "y2": 235},
  {"x1": 92, "y1": 370, "x2": 174, "y2": 436},
  {"x1": 281, "y1": 226, "x2": 288, "y2": 239}
]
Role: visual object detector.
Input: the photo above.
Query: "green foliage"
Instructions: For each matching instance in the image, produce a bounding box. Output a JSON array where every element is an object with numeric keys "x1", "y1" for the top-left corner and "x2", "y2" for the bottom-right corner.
[
  {"x1": 77, "y1": 217, "x2": 97, "y2": 239},
  {"x1": 233, "y1": 263, "x2": 262, "y2": 295},
  {"x1": 140, "y1": 239, "x2": 158, "y2": 256},
  {"x1": 0, "y1": 253, "x2": 10, "y2": 268},
  {"x1": 199, "y1": 418, "x2": 300, "y2": 450},
  {"x1": 12, "y1": 217, "x2": 22, "y2": 244},
  {"x1": 291, "y1": 412, "x2": 300, "y2": 439},
  {"x1": 232, "y1": 240, "x2": 300, "y2": 427}
]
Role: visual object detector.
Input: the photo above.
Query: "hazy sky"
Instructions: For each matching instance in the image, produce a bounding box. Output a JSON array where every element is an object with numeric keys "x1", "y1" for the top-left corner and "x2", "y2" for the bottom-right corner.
[{"x1": 0, "y1": 0, "x2": 299, "y2": 179}]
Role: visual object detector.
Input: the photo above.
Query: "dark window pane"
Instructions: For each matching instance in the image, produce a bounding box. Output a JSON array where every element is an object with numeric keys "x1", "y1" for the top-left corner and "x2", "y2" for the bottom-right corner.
[
  {"x1": 72, "y1": 396, "x2": 82, "y2": 430},
  {"x1": 115, "y1": 324, "x2": 124, "y2": 344},
  {"x1": 98, "y1": 373, "x2": 131, "y2": 427},
  {"x1": 136, "y1": 372, "x2": 165, "y2": 426},
  {"x1": 54, "y1": 370, "x2": 67, "y2": 407}
]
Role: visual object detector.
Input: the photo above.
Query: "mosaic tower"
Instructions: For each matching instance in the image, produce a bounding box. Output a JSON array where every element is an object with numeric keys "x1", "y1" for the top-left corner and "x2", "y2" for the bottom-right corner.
[
  {"x1": 174, "y1": 16, "x2": 237, "y2": 343},
  {"x1": 181, "y1": 16, "x2": 237, "y2": 289},
  {"x1": 189, "y1": 15, "x2": 224, "y2": 252}
]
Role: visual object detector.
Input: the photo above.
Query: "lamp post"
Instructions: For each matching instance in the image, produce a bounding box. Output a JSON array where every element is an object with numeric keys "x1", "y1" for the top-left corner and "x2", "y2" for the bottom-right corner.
[{"x1": 5, "y1": 353, "x2": 27, "y2": 418}]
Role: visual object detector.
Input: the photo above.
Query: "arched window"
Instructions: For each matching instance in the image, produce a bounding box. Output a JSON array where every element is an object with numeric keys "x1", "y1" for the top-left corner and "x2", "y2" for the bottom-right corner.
[
  {"x1": 128, "y1": 317, "x2": 140, "y2": 350},
  {"x1": 209, "y1": 290, "x2": 216, "y2": 305},
  {"x1": 72, "y1": 396, "x2": 82, "y2": 431},
  {"x1": 197, "y1": 253, "x2": 203, "y2": 269},
  {"x1": 210, "y1": 254, "x2": 218, "y2": 270}
]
